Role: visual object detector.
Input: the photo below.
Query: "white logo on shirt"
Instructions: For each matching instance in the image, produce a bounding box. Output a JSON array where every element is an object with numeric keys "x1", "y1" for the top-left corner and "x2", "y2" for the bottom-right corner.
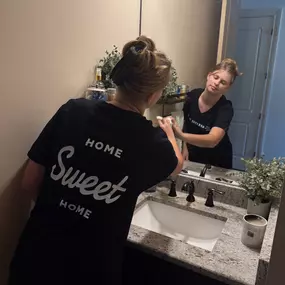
[
  {"x1": 188, "y1": 116, "x2": 211, "y2": 132},
  {"x1": 85, "y1": 138, "x2": 123, "y2": 158},
  {"x1": 59, "y1": 199, "x2": 92, "y2": 219},
  {"x1": 50, "y1": 146, "x2": 128, "y2": 205}
]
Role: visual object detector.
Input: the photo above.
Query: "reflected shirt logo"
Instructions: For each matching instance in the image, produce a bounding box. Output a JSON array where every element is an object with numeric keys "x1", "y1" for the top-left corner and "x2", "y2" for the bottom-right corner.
[{"x1": 188, "y1": 116, "x2": 211, "y2": 132}]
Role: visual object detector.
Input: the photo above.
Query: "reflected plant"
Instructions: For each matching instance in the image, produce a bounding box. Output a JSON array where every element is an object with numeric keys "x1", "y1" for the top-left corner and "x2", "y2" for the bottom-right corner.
[
  {"x1": 97, "y1": 45, "x2": 179, "y2": 95},
  {"x1": 98, "y1": 45, "x2": 122, "y2": 88},
  {"x1": 163, "y1": 66, "x2": 179, "y2": 97}
]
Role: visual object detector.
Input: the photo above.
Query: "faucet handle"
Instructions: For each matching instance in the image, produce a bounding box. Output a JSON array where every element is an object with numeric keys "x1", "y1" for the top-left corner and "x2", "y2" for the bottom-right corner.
[
  {"x1": 208, "y1": 188, "x2": 225, "y2": 196},
  {"x1": 168, "y1": 179, "x2": 177, "y2": 198},
  {"x1": 205, "y1": 188, "x2": 225, "y2": 207},
  {"x1": 215, "y1": 189, "x2": 225, "y2": 196},
  {"x1": 183, "y1": 181, "x2": 195, "y2": 203}
]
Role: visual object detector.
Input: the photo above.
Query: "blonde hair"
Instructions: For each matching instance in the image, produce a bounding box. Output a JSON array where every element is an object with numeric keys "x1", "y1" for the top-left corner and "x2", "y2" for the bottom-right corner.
[
  {"x1": 213, "y1": 58, "x2": 242, "y2": 84},
  {"x1": 110, "y1": 36, "x2": 171, "y2": 101}
]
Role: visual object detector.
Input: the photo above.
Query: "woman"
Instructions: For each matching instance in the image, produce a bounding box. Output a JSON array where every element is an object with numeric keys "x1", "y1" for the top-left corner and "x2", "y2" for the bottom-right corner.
[
  {"x1": 9, "y1": 36, "x2": 183, "y2": 285},
  {"x1": 172, "y1": 58, "x2": 241, "y2": 169}
]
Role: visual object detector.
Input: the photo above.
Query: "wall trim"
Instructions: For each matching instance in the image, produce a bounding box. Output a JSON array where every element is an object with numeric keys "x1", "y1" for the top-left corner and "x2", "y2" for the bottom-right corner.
[{"x1": 139, "y1": 0, "x2": 143, "y2": 36}]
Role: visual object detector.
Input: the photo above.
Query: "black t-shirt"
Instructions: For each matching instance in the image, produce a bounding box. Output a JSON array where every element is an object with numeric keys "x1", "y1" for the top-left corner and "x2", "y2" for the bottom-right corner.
[
  {"x1": 9, "y1": 99, "x2": 177, "y2": 285},
  {"x1": 183, "y1": 88, "x2": 234, "y2": 169}
]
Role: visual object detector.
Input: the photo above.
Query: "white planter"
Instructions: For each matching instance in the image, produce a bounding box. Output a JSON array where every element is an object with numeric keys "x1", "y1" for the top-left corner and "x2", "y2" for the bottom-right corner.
[{"x1": 247, "y1": 199, "x2": 272, "y2": 220}]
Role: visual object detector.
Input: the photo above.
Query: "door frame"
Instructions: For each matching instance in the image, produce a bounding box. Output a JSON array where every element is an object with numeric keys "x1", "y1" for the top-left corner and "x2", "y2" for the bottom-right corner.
[
  {"x1": 238, "y1": 9, "x2": 281, "y2": 157},
  {"x1": 217, "y1": 0, "x2": 241, "y2": 63}
]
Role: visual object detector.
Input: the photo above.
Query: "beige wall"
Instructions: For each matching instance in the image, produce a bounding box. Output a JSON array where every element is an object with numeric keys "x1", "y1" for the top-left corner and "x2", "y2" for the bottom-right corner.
[
  {"x1": 0, "y1": 0, "x2": 140, "y2": 189},
  {"x1": 141, "y1": 0, "x2": 222, "y2": 89},
  {"x1": 142, "y1": 0, "x2": 222, "y2": 124},
  {"x1": 0, "y1": 0, "x2": 140, "y2": 282}
]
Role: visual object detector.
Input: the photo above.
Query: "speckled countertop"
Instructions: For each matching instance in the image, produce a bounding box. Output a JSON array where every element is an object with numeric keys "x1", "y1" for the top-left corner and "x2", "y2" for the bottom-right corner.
[{"x1": 127, "y1": 188, "x2": 278, "y2": 285}]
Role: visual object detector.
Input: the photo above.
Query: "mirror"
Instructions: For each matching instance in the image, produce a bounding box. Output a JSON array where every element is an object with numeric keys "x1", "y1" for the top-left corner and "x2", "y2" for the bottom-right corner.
[{"x1": 142, "y1": 0, "x2": 283, "y2": 172}]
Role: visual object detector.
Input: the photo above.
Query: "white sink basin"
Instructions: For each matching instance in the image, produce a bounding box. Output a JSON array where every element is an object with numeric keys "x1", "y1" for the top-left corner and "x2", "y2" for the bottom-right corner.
[{"x1": 132, "y1": 201, "x2": 226, "y2": 251}]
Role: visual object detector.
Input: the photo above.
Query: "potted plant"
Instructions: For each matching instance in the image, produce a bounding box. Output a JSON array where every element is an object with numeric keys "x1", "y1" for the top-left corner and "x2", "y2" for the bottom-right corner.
[
  {"x1": 240, "y1": 157, "x2": 285, "y2": 219},
  {"x1": 97, "y1": 45, "x2": 179, "y2": 95},
  {"x1": 98, "y1": 45, "x2": 122, "y2": 89},
  {"x1": 163, "y1": 66, "x2": 179, "y2": 96}
]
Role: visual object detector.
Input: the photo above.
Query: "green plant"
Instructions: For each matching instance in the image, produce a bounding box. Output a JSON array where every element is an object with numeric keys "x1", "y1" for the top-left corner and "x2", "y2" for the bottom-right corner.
[
  {"x1": 97, "y1": 45, "x2": 179, "y2": 93},
  {"x1": 240, "y1": 157, "x2": 285, "y2": 203},
  {"x1": 98, "y1": 45, "x2": 122, "y2": 88},
  {"x1": 163, "y1": 66, "x2": 179, "y2": 97}
]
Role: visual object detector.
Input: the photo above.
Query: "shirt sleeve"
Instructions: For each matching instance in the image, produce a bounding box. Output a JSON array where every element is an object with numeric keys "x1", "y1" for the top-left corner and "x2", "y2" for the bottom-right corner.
[
  {"x1": 213, "y1": 103, "x2": 234, "y2": 131},
  {"x1": 137, "y1": 134, "x2": 178, "y2": 191},
  {"x1": 28, "y1": 100, "x2": 73, "y2": 167}
]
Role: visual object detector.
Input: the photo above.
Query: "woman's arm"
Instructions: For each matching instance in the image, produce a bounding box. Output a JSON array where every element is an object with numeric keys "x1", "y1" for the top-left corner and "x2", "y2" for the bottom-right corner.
[
  {"x1": 167, "y1": 136, "x2": 184, "y2": 175},
  {"x1": 174, "y1": 102, "x2": 233, "y2": 148},
  {"x1": 174, "y1": 126, "x2": 226, "y2": 148},
  {"x1": 182, "y1": 141, "x2": 189, "y2": 160},
  {"x1": 158, "y1": 118, "x2": 184, "y2": 176},
  {"x1": 22, "y1": 160, "x2": 45, "y2": 201}
]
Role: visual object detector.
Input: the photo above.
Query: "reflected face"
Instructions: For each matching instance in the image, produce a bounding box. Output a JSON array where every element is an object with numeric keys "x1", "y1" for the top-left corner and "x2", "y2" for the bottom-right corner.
[{"x1": 206, "y1": 69, "x2": 233, "y2": 95}]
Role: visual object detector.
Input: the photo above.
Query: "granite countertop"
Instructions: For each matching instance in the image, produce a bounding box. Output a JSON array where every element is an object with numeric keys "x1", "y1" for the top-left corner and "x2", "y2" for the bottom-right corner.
[{"x1": 127, "y1": 188, "x2": 278, "y2": 285}]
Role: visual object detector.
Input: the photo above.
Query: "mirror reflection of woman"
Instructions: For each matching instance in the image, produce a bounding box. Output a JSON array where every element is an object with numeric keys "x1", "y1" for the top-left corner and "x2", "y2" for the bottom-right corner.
[{"x1": 172, "y1": 59, "x2": 242, "y2": 169}]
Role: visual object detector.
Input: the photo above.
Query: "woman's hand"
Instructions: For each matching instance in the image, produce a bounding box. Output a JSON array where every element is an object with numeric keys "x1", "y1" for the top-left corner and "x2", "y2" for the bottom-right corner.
[
  {"x1": 158, "y1": 117, "x2": 175, "y2": 140},
  {"x1": 171, "y1": 118, "x2": 184, "y2": 140}
]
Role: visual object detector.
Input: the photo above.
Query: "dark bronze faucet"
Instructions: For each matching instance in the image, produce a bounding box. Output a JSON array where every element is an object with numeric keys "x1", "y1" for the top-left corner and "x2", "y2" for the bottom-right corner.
[
  {"x1": 165, "y1": 177, "x2": 177, "y2": 197},
  {"x1": 200, "y1": 164, "x2": 212, "y2": 177},
  {"x1": 182, "y1": 181, "x2": 195, "y2": 202},
  {"x1": 205, "y1": 188, "x2": 225, "y2": 207}
]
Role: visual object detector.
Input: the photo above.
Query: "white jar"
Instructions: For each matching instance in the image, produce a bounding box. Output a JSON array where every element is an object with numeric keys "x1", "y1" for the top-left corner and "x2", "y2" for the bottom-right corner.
[{"x1": 241, "y1": 214, "x2": 267, "y2": 249}]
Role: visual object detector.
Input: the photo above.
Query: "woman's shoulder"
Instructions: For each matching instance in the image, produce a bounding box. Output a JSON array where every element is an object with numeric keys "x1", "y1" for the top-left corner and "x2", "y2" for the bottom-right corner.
[
  {"x1": 187, "y1": 88, "x2": 204, "y2": 98},
  {"x1": 185, "y1": 88, "x2": 204, "y2": 103},
  {"x1": 64, "y1": 98, "x2": 100, "y2": 109},
  {"x1": 216, "y1": 96, "x2": 234, "y2": 117},
  {"x1": 220, "y1": 96, "x2": 233, "y2": 109},
  {"x1": 59, "y1": 98, "x2": 98, "y2": 112},
  {"x1": 183, "y1": 88, "x2": 203, "y2": 112}
]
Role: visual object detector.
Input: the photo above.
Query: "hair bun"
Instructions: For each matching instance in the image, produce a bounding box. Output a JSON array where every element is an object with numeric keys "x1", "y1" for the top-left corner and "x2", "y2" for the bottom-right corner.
[
  {"x1": 111, "y1": 36, "x2": 171, "y2": 95},
  {"x1": 136, "y1": 35, "x2": 156, "y2": 52}
]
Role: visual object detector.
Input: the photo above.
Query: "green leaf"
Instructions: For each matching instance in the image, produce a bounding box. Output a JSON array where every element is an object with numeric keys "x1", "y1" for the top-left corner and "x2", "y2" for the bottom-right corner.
[{"x1": 240, "y1": 156, "x2": 285, "y2": 201}]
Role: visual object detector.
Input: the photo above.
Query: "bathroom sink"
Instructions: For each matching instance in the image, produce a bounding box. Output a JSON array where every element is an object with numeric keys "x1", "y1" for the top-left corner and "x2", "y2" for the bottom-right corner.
[{"x1": 132, "y1": 201, "x2": 226, "y2": 251}]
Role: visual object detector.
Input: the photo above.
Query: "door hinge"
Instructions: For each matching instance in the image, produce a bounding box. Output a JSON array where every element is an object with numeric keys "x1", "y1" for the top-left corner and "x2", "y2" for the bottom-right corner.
[
  {"x1": 258, "y1": 113, "x2": 262, "y2": 120},
  {"x1": 253, "y1": 151, "x2": 256, "y2": 157},
  {"x1": 271, "y1": 27, "x2": 278, "y2": 36},
  {"x1": 264, "y1": 72, "x2": 268, "y2": 80}
]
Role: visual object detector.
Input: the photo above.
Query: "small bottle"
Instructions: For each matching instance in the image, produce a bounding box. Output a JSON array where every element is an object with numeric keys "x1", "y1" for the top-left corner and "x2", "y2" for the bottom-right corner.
[
  {"x1": 181, "y1": 85, "x2": 186, "y2": 94},
  {"x1": 94, "y1": 66, "x2": 105, "y2": 89},
  {"x1": 96, "y1": 67, "x2": 102, "y2": 82},
  {"x1": 177, "y1": 86, "x2": 181, "y2": 94}
]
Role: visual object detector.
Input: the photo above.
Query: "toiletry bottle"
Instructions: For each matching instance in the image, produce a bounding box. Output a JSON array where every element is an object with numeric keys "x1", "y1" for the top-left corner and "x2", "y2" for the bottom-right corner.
[{"x1": 95, "y1": 67, "x2": 105, "y2": 89}]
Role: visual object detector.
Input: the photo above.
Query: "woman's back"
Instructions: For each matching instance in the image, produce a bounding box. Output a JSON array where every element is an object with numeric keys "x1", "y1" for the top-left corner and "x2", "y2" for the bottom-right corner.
[{"x1": 10, "y1": 98, "x2": 178, "y2": 285}]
